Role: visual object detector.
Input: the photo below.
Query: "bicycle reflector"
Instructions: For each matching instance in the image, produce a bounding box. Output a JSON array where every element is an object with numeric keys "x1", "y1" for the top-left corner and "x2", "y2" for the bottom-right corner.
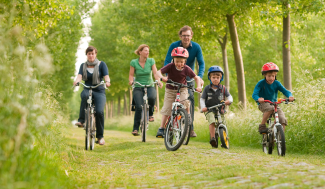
[
  {"x1": 177, "y1": 116, "x2": 181, "y2": 120},
  {"x1": 277, "y1": 98, "x2": 282, "y2": 102}
]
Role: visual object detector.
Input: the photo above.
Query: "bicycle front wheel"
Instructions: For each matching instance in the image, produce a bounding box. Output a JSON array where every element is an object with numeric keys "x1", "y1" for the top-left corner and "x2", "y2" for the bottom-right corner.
[
  {"x1": 164, "y1": 108, "x2": 188, "y2": 151},
  {"x1": 183, "y1": 102, "x2": 193, "y2": 145},
  {"x1": 90, "y1": 113, "x2": 96, "y2": 150},
  {"x1": 141, "y1": 105, "x2": 148, "y2": 142},
  {"x1": 85, "y1": 107, "x2": 90, "y2": 150},
  {"x1": 219, "y1": 127, "x2": 230, "y2": 149},
  {"x1": 276, "y1": 125, "x2": 286, "y2": 156}
]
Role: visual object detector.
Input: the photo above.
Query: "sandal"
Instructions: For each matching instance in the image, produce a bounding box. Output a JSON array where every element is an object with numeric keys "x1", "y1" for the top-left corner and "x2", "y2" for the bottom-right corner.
[
  {"x1": 132, "y1": 130, "x2": 139, "y2": 136},
  {"x1": 149, "y1": 116, "x2": 154, "y2": 122},
  {"x1": 98, "y1": 138, "x2": 105, "y2": 145}
]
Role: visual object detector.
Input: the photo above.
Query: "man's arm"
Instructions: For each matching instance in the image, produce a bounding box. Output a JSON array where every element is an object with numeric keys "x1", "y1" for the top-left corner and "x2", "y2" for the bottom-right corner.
[
  {"x1": 164, "y1": 44, "x2": 174, "y2": 66},
  {"x1": 196, "y1": 44, "x2": 205, "y2": 78}
]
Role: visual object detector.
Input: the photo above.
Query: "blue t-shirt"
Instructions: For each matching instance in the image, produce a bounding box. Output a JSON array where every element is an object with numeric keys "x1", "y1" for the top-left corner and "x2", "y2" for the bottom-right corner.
[
  {"x1": 164, "y1": 40, "x2": 205, "y2": 78},
  {"x1": 252, "y1": 79, "x2": 292, "y2": 103},
  {"x1": 78, "y1": 61, "x2": 109, "y2": 93}
]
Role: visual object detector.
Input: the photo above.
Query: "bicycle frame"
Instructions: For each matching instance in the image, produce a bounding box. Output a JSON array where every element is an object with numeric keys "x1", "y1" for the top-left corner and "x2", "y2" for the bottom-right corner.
[{"x1": 207, "y1": 103, "x2": 228, "y2": 137}]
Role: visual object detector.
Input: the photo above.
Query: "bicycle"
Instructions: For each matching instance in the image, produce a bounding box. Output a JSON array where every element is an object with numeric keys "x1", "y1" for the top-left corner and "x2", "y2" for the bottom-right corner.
[
  {"x1": 183, "y1": 78, "x2": 201, "y2": 145},
  {"x1": 77, "y1": 81, "x2": 106, "y2": 150},
  {"x1": 163, "y1": 79, "x2": 196, "y2": 151},
  {"x1": 131, "y1": 80, "x2": 158, "y2": 142},
  {"x1": 260, "y1": 98, "x2": 294, "y2": 156},
  {"x1": 201, "y1": 102, "x2": 230, "y2": 149}
]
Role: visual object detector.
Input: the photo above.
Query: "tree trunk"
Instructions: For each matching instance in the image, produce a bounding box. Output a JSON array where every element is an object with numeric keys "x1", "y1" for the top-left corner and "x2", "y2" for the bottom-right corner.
[
  {"x1": 217, "y1": 32, "x2": 230, "y2": 91},
  {"x1": 283, "y1": 2, "x2": 292, "y2": 90},
  {"x1": 227, "y1": 14, "x2": 246, "y2": 108},
  {"x1": 118, "y1": 96, "x2": 121, "y2": 116},
  {"x1": 155, "y1": 84, "x2": 159, "y2": 113},
  {"x1": 123, "y1": 93, "x2": 127, "y2": 116},
  {"x1": 110, "y1": 100, "x2": 113, "y2": 118}
]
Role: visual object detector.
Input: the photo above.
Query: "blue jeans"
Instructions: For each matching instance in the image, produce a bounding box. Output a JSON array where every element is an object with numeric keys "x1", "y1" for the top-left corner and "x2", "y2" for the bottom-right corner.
[
  {"x1": 132, "y1": 87, "x2": 156, "y2": 131},
  {"x1": 78, "y1": 89, "x2": 106, "y2": 139},
  {"x1": 187, "y1": 79, "x2": 195, "y2": 130}
]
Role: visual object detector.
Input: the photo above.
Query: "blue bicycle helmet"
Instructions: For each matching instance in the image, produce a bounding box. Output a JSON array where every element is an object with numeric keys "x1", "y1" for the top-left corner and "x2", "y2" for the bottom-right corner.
[{"x1": 208, "y1": 66, "x2": 224, "y2": 84}]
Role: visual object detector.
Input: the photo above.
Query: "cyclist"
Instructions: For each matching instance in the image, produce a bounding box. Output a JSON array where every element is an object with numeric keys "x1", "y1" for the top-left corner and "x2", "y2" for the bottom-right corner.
[
  {"x1": 201, "y1": 66, "x2": 233, "y2": 148},
  {"x1": 73, "y1": 46, "x2": 111, "y2": 145},
  {"x1": 164, "y1": 25, "x2": 205, "y2": 137},
  {"x1": 128, "y1": 44, "x2": 162, "y2": 136},
  {"x1": 252, "y1": 62, "x2": 294, "y2": 134},
  {"x1": 155, "y1": 47, "x2": 202, "y2": 138}
]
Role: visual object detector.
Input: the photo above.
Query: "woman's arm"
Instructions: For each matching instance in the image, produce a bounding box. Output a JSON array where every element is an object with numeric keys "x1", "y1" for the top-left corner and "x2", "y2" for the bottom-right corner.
[
  {"x1": 104, "y1": 75, "x2": 111, "y2": 87},
  {"x1": 73, "y1": 74, "x2": 82, "y2": 86},
  {"x1": 152, "y1": 64, "x2": 163, "y2": 88},
  {"x1": 129, "y1": 66, "x2": 135, "y2": 85}
]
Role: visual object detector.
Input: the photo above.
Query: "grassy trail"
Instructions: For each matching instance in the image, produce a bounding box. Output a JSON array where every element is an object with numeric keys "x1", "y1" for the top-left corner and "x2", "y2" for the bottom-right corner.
[{"x1": 66, "y1": 127, "x2": 325, "y2": 188}]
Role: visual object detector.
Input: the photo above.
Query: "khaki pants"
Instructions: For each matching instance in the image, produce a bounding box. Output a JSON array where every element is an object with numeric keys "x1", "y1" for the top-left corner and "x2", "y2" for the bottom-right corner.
[
  {"x1": 258, "y1": 103, "x2": 287, "y2": 125},
  {"x1": 160, "y1": 88, "x2": 190, "y2": 116}
]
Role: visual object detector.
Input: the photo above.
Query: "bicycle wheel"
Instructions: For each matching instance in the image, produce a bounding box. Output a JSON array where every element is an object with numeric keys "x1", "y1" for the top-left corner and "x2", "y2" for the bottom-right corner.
[
  {"x1": 276, "y1": 125, "x2": 286, "y2": 156},
  {"x1": 141, "y1": 105, "x2": 148, "y2": 142},
  {"x1": 90, "y1": 113, "x2": 95, "y2": 150},
  {"x1": 183, "y1": 101, "x2": 193, "y2": 145},
  {"x1": 262, "y1": 134, "x2": 267, "y2": 154},
  {"x1": 85, "y1": 107, "x2": 90, "y2": 150},
  {"x1": 219, "y1": 127, "x2": 229, "y2": 149},
  {"x1": 268, "y1": 133, "x2": 274, "y2": 154},
  {"x1": 164, "y1": 108, "x2": 188, "y2": 151}
]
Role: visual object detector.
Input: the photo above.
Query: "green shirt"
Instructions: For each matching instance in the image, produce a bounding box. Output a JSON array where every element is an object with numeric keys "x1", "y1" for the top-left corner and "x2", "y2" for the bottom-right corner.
[{"x1": 130, "y1": 58, "x2": 155, "y2": 87}]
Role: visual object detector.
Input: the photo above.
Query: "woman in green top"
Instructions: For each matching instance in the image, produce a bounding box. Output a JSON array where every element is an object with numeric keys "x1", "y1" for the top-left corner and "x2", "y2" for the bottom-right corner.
[{"x1": 128, "y1": 44, "x2": 162, "y2": 136}]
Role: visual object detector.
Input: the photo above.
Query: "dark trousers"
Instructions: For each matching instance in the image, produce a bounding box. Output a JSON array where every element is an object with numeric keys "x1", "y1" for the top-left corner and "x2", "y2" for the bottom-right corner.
[
  {"x1": 132, "y1": 87, "x2": 156, "y2": 131},
  {"x1": 187, "y1": 79, "x2": 195, "y2": 130},
  {"x1": 78, "y1": 89, "x2": 106, "y2": 139}
]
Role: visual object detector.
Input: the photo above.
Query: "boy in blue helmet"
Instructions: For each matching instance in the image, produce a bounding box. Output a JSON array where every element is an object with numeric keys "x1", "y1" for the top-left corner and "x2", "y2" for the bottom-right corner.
[{"x1": 200, "y1": 66, "x2": 233, "y2": 148}]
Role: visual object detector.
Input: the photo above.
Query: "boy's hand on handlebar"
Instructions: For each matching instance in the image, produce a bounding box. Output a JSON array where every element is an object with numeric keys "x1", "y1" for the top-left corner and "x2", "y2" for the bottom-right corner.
[
  {"x1": 201, "y1": 107, "x2": 208, "y2": 112},
  {"x1": 158, "y1": 81, "x2": 163, "y2": 88},
  {"x1": 195, "y1": 87, "x2": 202, "y2": 93},
  {"x1": 289, "y1": 96, "x2": 294, "y2": 102},
  {"x1": 225, "y1": 100, "x2": 231, "y2": 105},
  {"x1": 258, "y1": 97, "x2": 265, "y2": 104}
]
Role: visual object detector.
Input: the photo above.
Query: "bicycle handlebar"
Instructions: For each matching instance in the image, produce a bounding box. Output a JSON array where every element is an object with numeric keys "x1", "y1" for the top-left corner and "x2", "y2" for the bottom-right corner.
[
  {"x1": 132, "y1": 80, "x2": 159, "y2": 88},
  {"x1": 256, "y1": 98, "x2": 295, "y2": 104},
  {"x1": 200, "y1": 102, "x2": 225, "y2": 113},
  {"x1": 165, "y1": 79, "x2": 201, "y2": 93},
  {"x1": 77, "y1": 81, "x2": 106, "y2": 89}
]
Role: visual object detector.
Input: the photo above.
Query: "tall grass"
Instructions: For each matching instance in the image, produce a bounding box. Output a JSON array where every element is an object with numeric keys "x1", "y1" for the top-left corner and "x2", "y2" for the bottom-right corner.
[
  {"x1": 0, "y1": 7, "x2": 75, "y2": 189},
  {"x1": 105, "y1": 73, "x2": 325, "y2": 154}
]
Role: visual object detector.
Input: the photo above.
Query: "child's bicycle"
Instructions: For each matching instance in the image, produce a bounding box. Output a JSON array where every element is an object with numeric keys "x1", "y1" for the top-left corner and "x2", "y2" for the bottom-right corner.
[
  {"x1": 183, "y1": 78, "x2": 201, "y2": 145},
  {"x1": 131, "y1": 80, "x2": 158, "y2": 142},
  {"x1": 163, "y1": 79, "x2": 197, "y2": 151},
  {"x1": 77, "y1": 81, "x2": 106, "y2": 150},
  {"x1": 260, "y1": 98, "x2": 294, "y2": 156},
  {"x1": 202, "y1": 102, "x2": 230, "y2": 149}
]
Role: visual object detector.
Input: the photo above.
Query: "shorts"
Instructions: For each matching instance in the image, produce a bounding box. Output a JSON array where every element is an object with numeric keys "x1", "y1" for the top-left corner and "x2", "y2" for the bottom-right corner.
[
  {"x1": 258, "y1": 103, "x2": 287, "y2": 125},
  {"x1": 160, "y1": 88, "x2": 190, "y2": 116},
  {"x1": 205, "y1": 111, "x2": 216, "y2": 125}
]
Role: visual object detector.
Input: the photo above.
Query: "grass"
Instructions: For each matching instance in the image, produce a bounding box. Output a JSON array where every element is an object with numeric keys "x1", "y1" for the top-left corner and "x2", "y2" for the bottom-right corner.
[{"x1": 67, "y1": 127, "x2": 325, "y2": 188}]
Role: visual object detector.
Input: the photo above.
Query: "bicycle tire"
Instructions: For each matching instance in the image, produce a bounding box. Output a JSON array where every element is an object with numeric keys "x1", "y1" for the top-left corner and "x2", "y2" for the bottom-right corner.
[
  {"x1": 142, "y1": 105, "x2": 148, "y2": 142},
  {"x1": 262, "y1": 134, "x2": 267, "y2": 154},
  {"x1": 219, "y1": 127, "x2": 230, "y2": 149},
  {"x1": 85, "y1": 107, "x2": 90, "y2": 150},
  {"x1": 276, "y1": 125, "x2": 286, "y2": 156},
  {"x1": 90, "y1": 113, "x2": 95, "y2": 150},
  {"x1": 268, "y1": 133, "x2": 273, "y2": 154},
  {"x1": 183, "y1": 101, "x2": 193, "y2": 145},
  {"x1": 164, "y1": 108, "x2": 188, "y2": 151}
]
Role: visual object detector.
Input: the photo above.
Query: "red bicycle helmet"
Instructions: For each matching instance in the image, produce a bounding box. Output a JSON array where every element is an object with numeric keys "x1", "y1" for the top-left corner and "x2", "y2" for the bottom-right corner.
[
  {"x1": 261, "y1": 62, "x2": 279, "y2": 75},
  {"x1": 171, "y1": 47, "x2": 189, "y2": 58}
]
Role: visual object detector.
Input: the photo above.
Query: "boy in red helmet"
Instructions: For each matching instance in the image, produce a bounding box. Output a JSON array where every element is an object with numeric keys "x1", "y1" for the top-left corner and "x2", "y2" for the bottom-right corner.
[
  {"x1": 252, "y1": 62, "x2": 294, "y2": 134},
  {"x1": 155, "y1": 47, "x2": 202, "y2": 138}
]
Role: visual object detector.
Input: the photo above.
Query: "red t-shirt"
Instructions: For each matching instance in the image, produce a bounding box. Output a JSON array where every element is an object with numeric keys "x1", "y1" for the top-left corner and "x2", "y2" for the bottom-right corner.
[{"x1": 160, "y1": 63, "x2": 196, "y2": 90}]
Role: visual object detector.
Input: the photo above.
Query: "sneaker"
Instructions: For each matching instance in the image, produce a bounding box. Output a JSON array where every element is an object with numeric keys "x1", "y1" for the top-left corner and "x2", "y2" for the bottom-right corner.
[
  {"x1": 156, "y1": 128, "x2": 165, "y2": 138},
  {"x1": 190, "y1": 130, "x2": 197, "y2": 137},
  {"x1": 132, "y1": 130, "x2": 139, "y2": 136},
  {"x1": 210, "y1": 137, "x2": 218, "y2": 148},
  {"x1": 75, "y1": 122, "x2": 84, "y2": 128},
  {"x1": 259, "y1": 124, "x2": 268, "y2": 134}
]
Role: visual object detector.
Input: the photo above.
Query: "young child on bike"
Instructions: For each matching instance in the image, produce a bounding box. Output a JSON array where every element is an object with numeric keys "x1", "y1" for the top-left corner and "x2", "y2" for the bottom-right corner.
[
  {"x1": 252, "y1": 62, "x2": 294, "y2": 134},
  {"x1": 200, "y1": 66, "x2": 233, "y2": 148},
  {"x1": 155, "y1": 47, "x2": 202, "y2": 138}
]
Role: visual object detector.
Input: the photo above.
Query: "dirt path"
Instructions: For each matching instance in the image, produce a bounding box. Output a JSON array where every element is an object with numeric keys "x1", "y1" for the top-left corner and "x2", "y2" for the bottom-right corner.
[{"x1": 66, "y1": 127, "x2": 325, "y2": 188}]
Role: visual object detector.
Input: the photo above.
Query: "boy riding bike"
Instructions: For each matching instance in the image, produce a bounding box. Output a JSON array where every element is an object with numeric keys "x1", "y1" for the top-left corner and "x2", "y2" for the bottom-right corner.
[
  {"x1": 155, "y1": 47, "x2": 202, "y2": 138},
  {"x1": 201, "y1": 66, "x2": 233, "y2": 148},
  {"x1": 252, "y1": 62, "x2": 294, "y2": 134}
]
